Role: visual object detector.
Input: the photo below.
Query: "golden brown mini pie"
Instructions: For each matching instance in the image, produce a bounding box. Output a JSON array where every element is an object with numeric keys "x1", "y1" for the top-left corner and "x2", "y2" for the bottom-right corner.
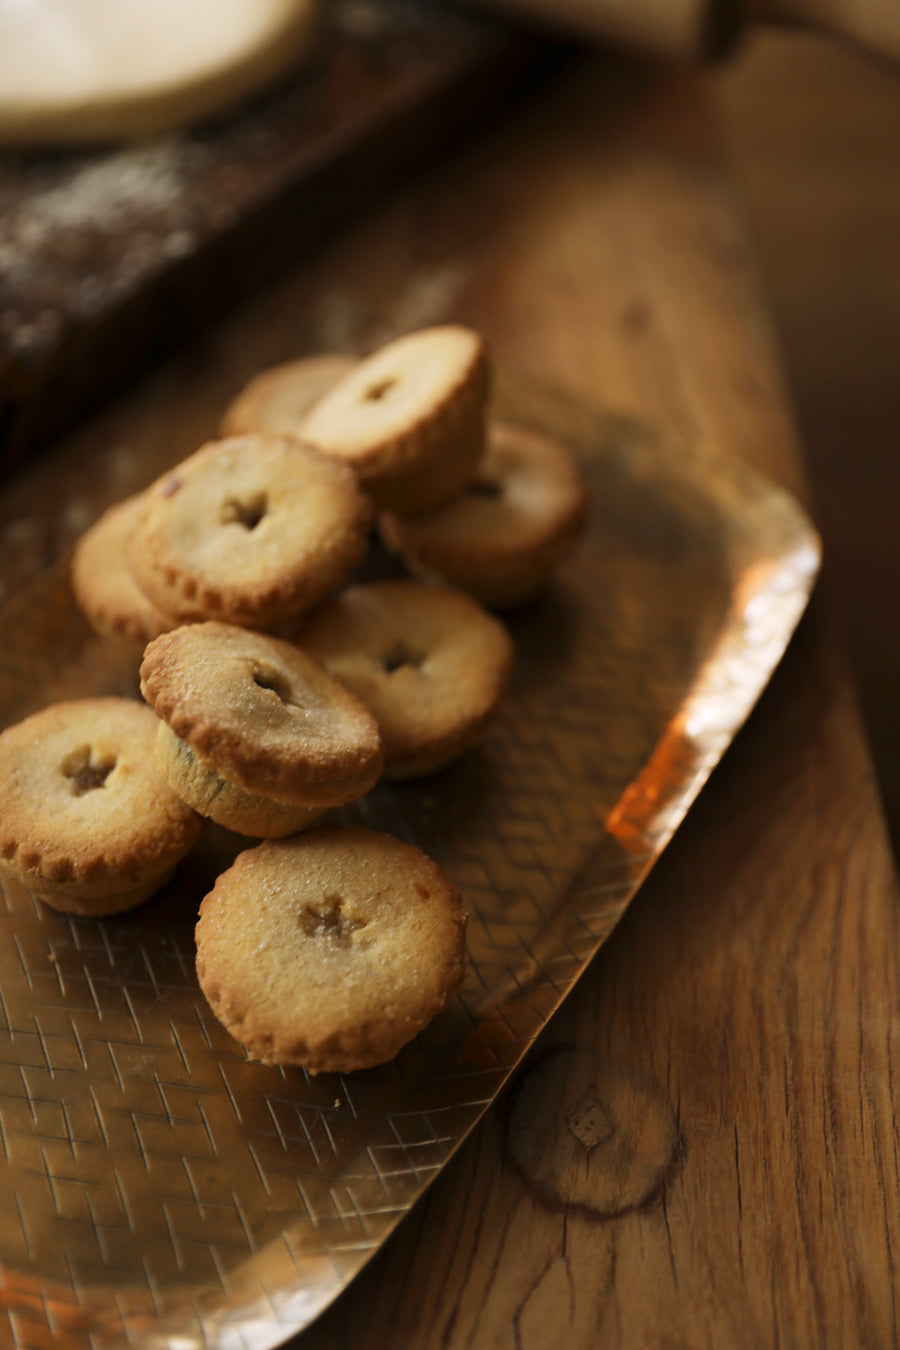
[
  {"x1": 141, "y1": 621, "x2": 383, "y2": 836},
  {"x1": 71, "y1": 492, "x2": 178, "y2": 645},
  {"x1": 0, "y1": 698, "x2": 203, "y2": 915},
  {"x1": 220, "y1": 353, "x2": 357, "y2": 438},
  {"x1": 127, "y1": 434, "x2": 371, "y2": 630},
  {"x1": 297, "y1": 580, "x2": 514, "y2": 780},
  {"x1": 195, "y1": 827, "x2": 467, "y2": 1073},
  {"x1": 299, "y1": 325, "x2": 489, "y2": 515},
  {"x1": 379, "y1": 420, "x2": 588, "y2": 608}
]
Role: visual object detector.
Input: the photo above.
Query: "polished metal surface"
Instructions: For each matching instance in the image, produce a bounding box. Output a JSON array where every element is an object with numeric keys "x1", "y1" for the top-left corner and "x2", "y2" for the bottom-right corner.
[{"x1": 0, "y1": 390, "x2": 819, "y2": 1346}]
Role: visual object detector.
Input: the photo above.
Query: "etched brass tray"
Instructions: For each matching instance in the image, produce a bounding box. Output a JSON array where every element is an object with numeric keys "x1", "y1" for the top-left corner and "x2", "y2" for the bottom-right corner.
[{"x1": 0, "y1": 390, "x2": 819, "y2": 1348}]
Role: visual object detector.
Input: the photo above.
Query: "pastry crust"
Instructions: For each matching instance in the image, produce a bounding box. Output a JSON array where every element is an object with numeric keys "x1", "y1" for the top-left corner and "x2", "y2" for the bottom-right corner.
[
  {"x1": 300, "y1": 325, "x2": 489, "y2": 515},
  {"x1": 195, "y1": 827, "x2": 467, "y2": 1073},
  {"x1": 221, "y1": 354, "x2": 357, "y2": 438},
  {"x1": 141, "y1": 621, "x2": 383, "y2": 814},
  {"x1": 297, "y1": 580, "x2": 514, "y2": 779},
  {"x1": 379, "y1": 421, "x2": 587, "y2": 608},
  {"x1": 71, "y1": 492, "x2": 177, "y2": 645},
  {"x1": 0, "y1": 698, "x2": 203, "y2": 914},
  {"x1": 127, "y1": 434, "x2": 371, "y2": 630},
  {"x1": 155, "y1": 722, "x2": 326, "y2": 838}
]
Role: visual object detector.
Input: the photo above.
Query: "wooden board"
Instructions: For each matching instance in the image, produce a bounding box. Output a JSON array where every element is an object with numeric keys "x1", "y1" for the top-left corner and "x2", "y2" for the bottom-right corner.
[{"x1": 0, "y1": 0, "x2": 547, "y2": 476}]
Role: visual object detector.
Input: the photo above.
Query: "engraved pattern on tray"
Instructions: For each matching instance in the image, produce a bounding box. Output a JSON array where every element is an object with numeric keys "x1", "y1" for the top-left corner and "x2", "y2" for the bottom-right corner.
[{"x1": 0, "y1": 389, "x2": 820, "y2": 1348}]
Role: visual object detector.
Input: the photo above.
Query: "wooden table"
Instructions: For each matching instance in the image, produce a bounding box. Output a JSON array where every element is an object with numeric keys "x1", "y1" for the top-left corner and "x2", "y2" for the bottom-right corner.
[{"x1": 2, "y1": 52, "x2": 897, "y2": 1350}]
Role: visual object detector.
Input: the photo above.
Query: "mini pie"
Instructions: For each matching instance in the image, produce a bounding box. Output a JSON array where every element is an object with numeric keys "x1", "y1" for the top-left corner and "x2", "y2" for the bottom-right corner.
[
  {"x1": 141, "y1": 621, "x2": 383, "y2": 836},
  {"x1": 299, "y1": 325, "x2": 489, "y2": 515},
  {"x1": 379, "y1": 420, "x2": 588, "y2": 608},
  {"x1": 220, "y1": 353, "x2": 358, "y2": 438},
  {"x1": 71, "y1": 492, "x2": 177, "y2": 645},
  {"x1": 297, "y1": 580, "x2": 514, "y2": 780},
  {"x1": 0, "y1": 698, "x2": 203, "y2": 915},
  {"x1": 126, "y1": 434, "x2": 371, "y2": 630},
  {"x1": 195, "y1": 826, "x2": 467, "y2": 1072}
]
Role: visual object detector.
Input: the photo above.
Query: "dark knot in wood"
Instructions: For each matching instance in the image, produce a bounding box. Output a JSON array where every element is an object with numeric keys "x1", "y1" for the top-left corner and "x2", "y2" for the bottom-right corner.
[
  {"x1": 566, "y1": 1094, "x2": 615, "y2": 1152},
  {"x1": 503, "y1": 1045, "x2": 680, "y2": 1220}
]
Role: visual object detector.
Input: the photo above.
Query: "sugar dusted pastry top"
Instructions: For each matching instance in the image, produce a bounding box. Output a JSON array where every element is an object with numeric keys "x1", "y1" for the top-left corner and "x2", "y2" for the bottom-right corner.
[
  {"x1": 141, "y1": 621, "x2": 383, "y2": 807},
  {"x1": 127, "y1": 434, "x2": 371, "y2": 630},
  {"x1": 0, "y1": 697, "x2": 202, "y2": 898},
  {"x1": 298, "y1": 580, "x2": 514, "y2": 779},
  {"x1": 379, "y1": 420, "x2": 587, "y2": 606},
  {"x1": 300, "y1": 325, "x2": 489, "y2": 514},
  {"x1": 195, "y1": 827, "x2": 468, "y2": 1072}
]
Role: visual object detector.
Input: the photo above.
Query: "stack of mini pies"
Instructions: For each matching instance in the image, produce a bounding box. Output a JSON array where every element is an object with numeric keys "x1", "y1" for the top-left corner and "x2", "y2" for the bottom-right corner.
[{"x1": 0, "y1": 324, "x2": 587, "y2": 1074}]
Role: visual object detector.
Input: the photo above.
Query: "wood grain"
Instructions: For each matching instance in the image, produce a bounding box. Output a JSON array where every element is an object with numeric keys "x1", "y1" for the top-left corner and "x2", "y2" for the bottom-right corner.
[
  {"x1": 714, "y1": 27, "x2": 900, "y2": 859},
  {"x1": 0, "y1": 50, "x2": 896, "y2": 1350}
]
